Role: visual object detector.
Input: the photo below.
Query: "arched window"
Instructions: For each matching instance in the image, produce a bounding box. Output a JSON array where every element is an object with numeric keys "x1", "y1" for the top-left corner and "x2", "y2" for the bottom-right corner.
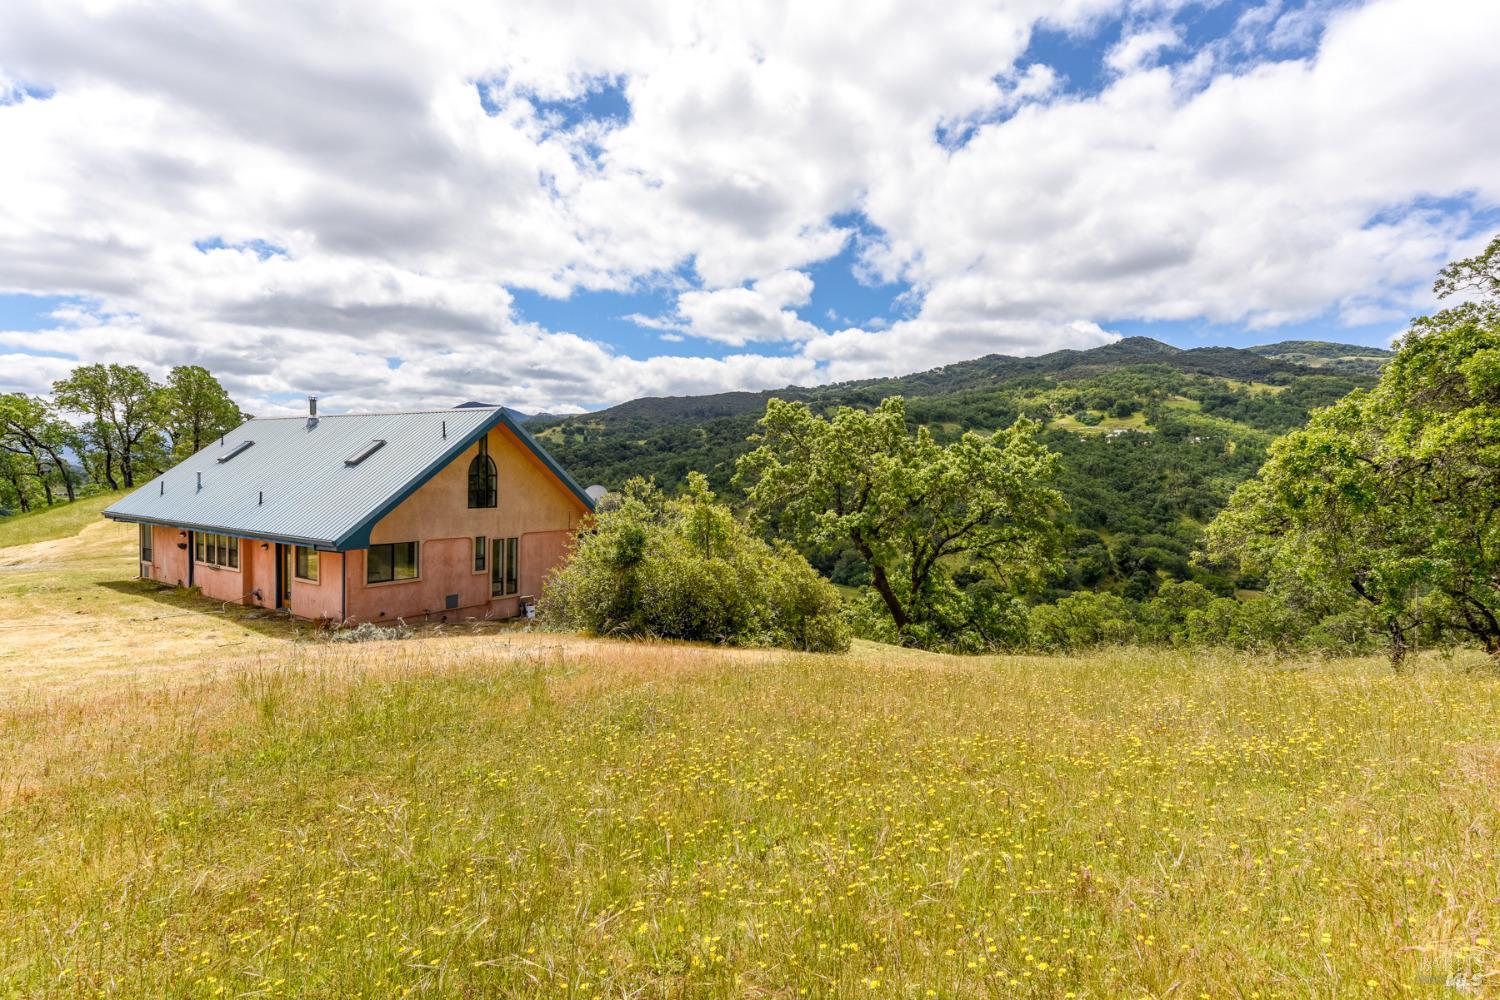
[{"x1": 468, "y1": 437, "x2": 497, "y2": 508}]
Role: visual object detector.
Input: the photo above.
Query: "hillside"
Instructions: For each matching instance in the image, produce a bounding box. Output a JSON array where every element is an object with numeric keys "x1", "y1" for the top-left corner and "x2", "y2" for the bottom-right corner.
[
  {"x1": 533, "y1": 338, "x2": 1376, "y2": 598},
  {"x1": 1248, "y1": 339, "x2": 1394, "y2": 374}
]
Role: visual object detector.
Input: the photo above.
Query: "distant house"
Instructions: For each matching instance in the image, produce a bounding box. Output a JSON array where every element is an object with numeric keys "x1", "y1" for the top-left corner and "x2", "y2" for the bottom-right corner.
[{"x1": 103, "y1": 399, "x2": 594, "y2": 625}]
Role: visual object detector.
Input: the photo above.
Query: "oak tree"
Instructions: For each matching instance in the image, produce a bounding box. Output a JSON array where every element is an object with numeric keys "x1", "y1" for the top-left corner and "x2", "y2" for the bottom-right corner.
[{"x1": 736, "y1": 396, "x2": 1061, "y2": 650}]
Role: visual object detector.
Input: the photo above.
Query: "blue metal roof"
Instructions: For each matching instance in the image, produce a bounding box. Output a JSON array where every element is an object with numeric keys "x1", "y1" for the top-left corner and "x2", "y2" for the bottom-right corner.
[{"x1": 103, "y1": 406, "x2": 593, "y2": 550}]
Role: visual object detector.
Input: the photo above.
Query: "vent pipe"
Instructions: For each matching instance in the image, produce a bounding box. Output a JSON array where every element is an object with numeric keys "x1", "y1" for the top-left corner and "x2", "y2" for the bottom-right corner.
[
  {"x1": 196, "y1": 472, "x2": 202, "y2": 491},
  {"x1": 307, "y1": 394, "x2": 319, "y2": 430}
]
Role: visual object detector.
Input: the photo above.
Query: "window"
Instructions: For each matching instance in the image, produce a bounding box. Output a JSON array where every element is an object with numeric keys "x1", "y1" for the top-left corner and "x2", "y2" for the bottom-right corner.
[
  {"x1": 468, "y1": 437, "x2": 497, "y2": 508},
  {"x1": 491, "y1": 536, "x2": 519, "y2": 597},
  {"x1": 344, "y1": 439, "x2": 385, "y2": 466},
  {"x1": 139, "y1": 524, "x2": 153, "y2": 562},
  {"x1": 195, "y1": 532, "x2": 239, "y2": 569},
  {"x1": 474, "y1": 536, "x2": 487, "y2": 572},
  {"x1": 367, "y1": 541, "x2": 418, "y2": 584},
  {"x1": 217, "y1": 440, "x2": 254, "y2": 463},
  {"x1": 294, "y1": 545, "x2": 319, "y2": 582}
]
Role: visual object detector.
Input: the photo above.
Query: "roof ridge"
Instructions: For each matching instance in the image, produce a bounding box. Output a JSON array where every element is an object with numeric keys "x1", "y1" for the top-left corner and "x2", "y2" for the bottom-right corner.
[{"x1": 250, "y1": 406, "x2": 505, "y2": 421}]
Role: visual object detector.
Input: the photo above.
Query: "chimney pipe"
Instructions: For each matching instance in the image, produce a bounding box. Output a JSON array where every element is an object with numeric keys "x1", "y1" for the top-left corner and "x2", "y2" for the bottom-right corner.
[{"x1": 308, "y1": 395, "x2": 318, "y2": 417}]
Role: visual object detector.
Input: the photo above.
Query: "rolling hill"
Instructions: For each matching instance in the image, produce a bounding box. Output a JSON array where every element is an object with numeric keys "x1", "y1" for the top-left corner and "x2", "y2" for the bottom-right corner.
[
  {"x1": 531, "y1": 337, "x2": 1379, "y2": 599},
  {"x1": 1247, "y1": 339, "x2": 1395, "y2": 374}
]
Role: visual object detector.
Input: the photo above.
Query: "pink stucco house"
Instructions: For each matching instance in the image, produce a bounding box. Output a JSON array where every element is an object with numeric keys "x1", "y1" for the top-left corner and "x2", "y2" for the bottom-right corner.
[{"x1": 104, "y1": 400, "x2": 595, "y2": 625}]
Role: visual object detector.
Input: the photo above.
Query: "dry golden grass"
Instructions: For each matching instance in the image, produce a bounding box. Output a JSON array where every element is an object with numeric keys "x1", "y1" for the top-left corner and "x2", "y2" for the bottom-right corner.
[{"x1": 2, "y1": 514, "x2": 1499, "y2": 997}]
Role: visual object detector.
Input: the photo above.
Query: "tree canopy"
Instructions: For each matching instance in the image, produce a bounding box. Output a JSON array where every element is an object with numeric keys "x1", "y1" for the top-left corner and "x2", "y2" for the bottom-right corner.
[
  {"x1": 735, "y1": 396, "x2": 1061, "y2": 651},
  {"x1": 1207, "y1": 292, "x2": 1500, "y2": 667},
  {"x1": 0, "y1": 362, "x2": 247, "y2": 514}
]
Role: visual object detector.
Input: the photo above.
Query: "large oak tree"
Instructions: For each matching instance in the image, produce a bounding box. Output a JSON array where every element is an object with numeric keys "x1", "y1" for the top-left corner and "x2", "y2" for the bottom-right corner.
[
  {"x1": 1208, "y1": 241, "x2": 1500, "y2": 668},
  {"x1": 735, "y1": 396, "x2": 1062, "y2": 650}
]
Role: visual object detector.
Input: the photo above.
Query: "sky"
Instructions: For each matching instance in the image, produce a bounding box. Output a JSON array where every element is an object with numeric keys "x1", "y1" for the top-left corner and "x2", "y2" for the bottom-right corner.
[{"x1": 1, "y1": 0, "x2": 1497, "y2": 416}]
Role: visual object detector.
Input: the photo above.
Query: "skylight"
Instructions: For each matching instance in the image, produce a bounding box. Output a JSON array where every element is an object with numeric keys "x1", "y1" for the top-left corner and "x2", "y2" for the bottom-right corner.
[
  {"x1": 344, "y1": 439, "x2": 386, "y2": 466},
  {"x1": 216, "y1": 440, "x2": 254, "y2": 462}
]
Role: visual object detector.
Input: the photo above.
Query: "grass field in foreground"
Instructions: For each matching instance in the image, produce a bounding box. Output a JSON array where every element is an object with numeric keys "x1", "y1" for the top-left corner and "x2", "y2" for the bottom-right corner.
[{"x1": 3, "y1": 520, "x2": 1500, "y2": 997}]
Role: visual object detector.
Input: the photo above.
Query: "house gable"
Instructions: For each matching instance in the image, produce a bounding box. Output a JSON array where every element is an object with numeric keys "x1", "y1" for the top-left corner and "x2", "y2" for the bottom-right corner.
[{"x1": 367, "y1": 423, "x2": 588, "y2": 546}]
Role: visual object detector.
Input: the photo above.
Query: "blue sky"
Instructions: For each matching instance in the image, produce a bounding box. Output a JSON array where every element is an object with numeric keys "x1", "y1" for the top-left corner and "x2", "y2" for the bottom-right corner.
[{"x1": 1, "y1": 0, "x2": 1496, "y2": 413}]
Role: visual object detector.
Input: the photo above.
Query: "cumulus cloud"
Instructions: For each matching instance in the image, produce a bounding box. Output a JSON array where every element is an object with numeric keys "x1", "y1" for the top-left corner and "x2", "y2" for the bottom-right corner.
[
  {"x1": 0, "y1": 0, "x2": 1495, "y2": 413},
  {"x1": 639, "y1": 270, "x2": 822, "y2": 347},
  {"x1": 1106, "y1": 26, "x2": 1181, "y2": 73}
]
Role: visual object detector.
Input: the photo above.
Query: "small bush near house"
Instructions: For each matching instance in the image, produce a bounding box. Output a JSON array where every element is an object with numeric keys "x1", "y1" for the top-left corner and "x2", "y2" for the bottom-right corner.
[
  {"x1": 327, "y1": 620, "x2": 415, "y2": 643},
  {"x1": 540, "y1": 474, "x2": 849, "y2": 652}
]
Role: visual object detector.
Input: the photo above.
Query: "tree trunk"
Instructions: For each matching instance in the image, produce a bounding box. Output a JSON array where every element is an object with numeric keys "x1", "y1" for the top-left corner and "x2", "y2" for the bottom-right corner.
[
  {"x1": 869, "y1": 563, "x2": 909, "y2": 632},
  {"x1": 31, "y1": 454, "x2": 53, "y2": 505},
  {"x1": 39, "y1": 443, "x2": 75, "y2": 501},
  {"x1": 849, "y1": 527, "x2": 909, "y2": 632},
  {"x1": 100, "y1": 429, "x2": 118, "y2": 490},
  {"x1": 1386, "y1": 622, "x2": 1410, "y2": 674},
  {"x1": 2, "y1": 463, "x2": 28, "y2": 511}
]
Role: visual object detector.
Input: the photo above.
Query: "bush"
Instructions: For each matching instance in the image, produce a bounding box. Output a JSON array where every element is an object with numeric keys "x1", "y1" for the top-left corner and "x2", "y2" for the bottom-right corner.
[
  {"x1": 540, "y1": 475, "x2": 849, "y2": 653},
  {"x1": 1026, "y1": 592, "x2": 1139, "y2": 652}
]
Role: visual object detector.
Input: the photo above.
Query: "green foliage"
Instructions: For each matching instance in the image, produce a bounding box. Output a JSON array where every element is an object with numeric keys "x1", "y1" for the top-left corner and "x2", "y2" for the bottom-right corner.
[
  {"x1": 53, "y1": 362, "x2": 166, "y2": 488},
  {"x1": 1207, "y1": 303, "x2": 1500, "y2": 667},
  {"x1": 540, "y1": 474, "x2": 849, "y2": 652},
  {"x1": 156, "y1": 365, "x2": 250, "y2": 460},
  {"x1": 1433, "y1": 234, "x2": 1500, "y2": 302},
  {"x1": 1026, "y1": 592, "x2": 1139, "y2": 652},
  {"x1": 736, "y1": 397, "x2": 1060, "y2": 651},
  {"x1": 539, "y1": 341, "x2": 1372, "y2": 601},
  {"x1": 2, "y1": 362, "x2": 248, "y2": 516},
  {"x1": 0, "y1": 392, "x2": 80, "y2": 508}
]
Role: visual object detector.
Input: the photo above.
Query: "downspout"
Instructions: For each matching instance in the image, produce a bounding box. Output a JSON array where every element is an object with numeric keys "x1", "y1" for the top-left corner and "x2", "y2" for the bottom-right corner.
[
  {"x1": 341, "y1": 554, "x2": 347, "y2": 624},
  {"x1": 187, "y1": 530, "x2": 195, "y2": 588}
]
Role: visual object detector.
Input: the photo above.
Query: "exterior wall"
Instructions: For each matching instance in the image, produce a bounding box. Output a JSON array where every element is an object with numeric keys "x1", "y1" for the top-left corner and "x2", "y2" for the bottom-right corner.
[
  {"x1": 124, "y1": 423, "x2": 587, "y2": 624},
  {"x1": 245, "y1": 540, "x2": 276, "y2": 609},
  {"x1": 195, "y1": 538, "x2": 247, "y2": 604},
  {"x1": 344, "y1": 538, "x2": 496, "y2": 623},
  {"x1": 289, "y1": 550, "x2": 345, "y2": 622},
  {"x1": 519, "y1": 529, "x2": 573, "y2": 599},
  {"x1": 345, "y1": 425, "x2": 588, "y2": 624},
  {"x1": 142, "y1": 524, "x2": 191, "y2": 587}
]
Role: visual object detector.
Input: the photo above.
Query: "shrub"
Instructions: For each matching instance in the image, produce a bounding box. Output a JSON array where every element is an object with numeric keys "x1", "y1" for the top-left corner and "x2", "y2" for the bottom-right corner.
[
  {"x1": 1026, "y1": 592, "x2": 1139, "y2": 652},
  {"x1": 540, "y1": 475, "x2": 849, "y2": 652},
  {"x1": 328, "y1": 620, "x2": 414, "y2": 643}
]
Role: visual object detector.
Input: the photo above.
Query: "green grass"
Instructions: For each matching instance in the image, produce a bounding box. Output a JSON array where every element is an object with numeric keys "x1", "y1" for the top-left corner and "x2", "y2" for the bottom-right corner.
[
  {"x1": 1048, "y1": 410, "x2": 1151, "y2": 435},
  {"x1": 3, "y1": 517, "x2": 1500, "y2": 997},
  {"x1": 0, "y1": 491, "x2": 128, "y2": 548},
  {"x1": 1220, "y1": 379, "x2": 1287, "y2": 396}
]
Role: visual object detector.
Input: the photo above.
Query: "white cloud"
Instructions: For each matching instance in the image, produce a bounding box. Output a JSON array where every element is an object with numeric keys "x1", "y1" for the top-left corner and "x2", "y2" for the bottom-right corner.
[
  {"x1": 660, "y1": 270, "x2": 822, "y2": 347},
  {"x1": 1106, "y1": 26, "x2": 1181, "y2": 73},
  {"x1": 0, "y1": 0, "x2": 1495, "y2": 414}
]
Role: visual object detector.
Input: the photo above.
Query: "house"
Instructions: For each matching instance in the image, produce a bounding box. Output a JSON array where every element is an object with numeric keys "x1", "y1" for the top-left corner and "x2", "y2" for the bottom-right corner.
[{"x1": 102, "y1": 398, "x2": 594, "y2": 625}]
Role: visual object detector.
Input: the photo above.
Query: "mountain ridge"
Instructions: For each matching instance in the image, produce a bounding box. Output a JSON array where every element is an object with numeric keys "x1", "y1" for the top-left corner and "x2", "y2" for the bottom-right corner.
[
  {"x1": 533, "y1": 336, "x2": 1378, "y2": 427},
  {"x1": 529, "y1": 336, "x2": 1383, "y2": 600}
]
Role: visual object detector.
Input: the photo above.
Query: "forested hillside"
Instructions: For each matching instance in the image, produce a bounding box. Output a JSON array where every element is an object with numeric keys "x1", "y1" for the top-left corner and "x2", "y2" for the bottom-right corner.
[{"x1": 532, "y1": 337, "x2": 1381, "y2": 598}]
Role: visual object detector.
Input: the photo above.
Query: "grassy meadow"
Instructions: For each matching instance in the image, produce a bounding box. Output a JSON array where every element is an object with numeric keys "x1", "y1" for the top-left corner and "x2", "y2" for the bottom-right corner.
[{"x1": 2, "y1": 504, "x2": 1499, "y2": 997}]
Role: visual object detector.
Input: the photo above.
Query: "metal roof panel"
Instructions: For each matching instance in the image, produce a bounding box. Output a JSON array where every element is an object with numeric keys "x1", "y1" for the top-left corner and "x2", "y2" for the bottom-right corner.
[{"x1": 102, "y1": 407, "x2": 591, "y2": 549}]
